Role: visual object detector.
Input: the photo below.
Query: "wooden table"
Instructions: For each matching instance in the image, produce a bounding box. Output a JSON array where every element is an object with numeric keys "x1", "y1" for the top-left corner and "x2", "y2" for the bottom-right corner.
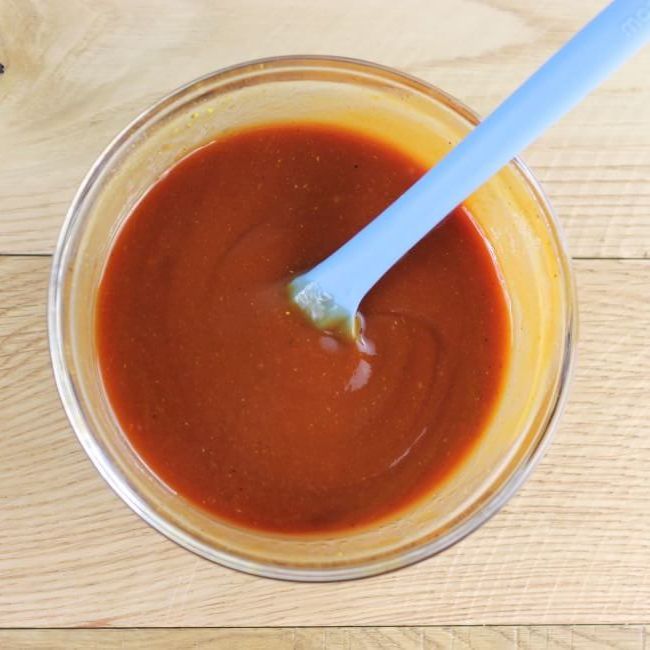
[{"x1": 2, "y1": 1, "x2": 649, "y2": 647}]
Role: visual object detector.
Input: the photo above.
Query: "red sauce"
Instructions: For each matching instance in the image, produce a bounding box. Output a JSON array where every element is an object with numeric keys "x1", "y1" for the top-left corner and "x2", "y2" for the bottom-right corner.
[{"x1": 97, "y1": 123, "x2": 509, "y2": 534}]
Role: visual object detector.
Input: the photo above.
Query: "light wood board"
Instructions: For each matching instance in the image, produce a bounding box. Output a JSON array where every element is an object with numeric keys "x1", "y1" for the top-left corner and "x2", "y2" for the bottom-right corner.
[
  {"x1": 2, "y1": 257, "x2": 650, "y2": 626},
  {"x1": 1, "y1": 626, "x2": 648, "y2": 649},
  {"x1": 1, "y1": 0, "x2": 650, "y2": 636},
  {"x1": 1, "y1": 0, "x2": 650, "y2": 257}
]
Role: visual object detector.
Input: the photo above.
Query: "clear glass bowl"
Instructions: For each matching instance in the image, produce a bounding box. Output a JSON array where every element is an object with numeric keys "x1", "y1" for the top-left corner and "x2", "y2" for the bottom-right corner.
[{"x1": 49, "y1": 56, "x2": 577, "y2": 581}]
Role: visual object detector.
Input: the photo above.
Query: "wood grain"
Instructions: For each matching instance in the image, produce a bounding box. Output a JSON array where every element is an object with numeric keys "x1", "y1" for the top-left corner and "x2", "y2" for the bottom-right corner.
[
  {"x1": 0, "y1": 626, "x2": 647, "y2": 649},
  {"x1": 1, "y1": 0, "x2": 650, "y2": 256},
  {"x1": 1, "y1": 256, "x2": 649, "y2": 627}
]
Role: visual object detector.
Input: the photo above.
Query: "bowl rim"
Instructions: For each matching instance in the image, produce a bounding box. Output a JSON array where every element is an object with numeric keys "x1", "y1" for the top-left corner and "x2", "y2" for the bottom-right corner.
[{"x1": 48, "y1": 54, "x2": 578, "y2": 582}]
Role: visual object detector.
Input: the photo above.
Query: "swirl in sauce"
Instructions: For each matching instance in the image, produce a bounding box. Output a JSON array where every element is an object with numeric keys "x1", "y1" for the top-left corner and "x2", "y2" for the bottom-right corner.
[{"x1": 97, "y1": 123, "x2": 510, "y2": 533}]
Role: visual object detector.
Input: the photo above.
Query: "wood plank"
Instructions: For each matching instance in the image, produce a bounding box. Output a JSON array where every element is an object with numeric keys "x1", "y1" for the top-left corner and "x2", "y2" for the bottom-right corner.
[
  {"x1": 1, "y1": 257, "x2": 649, "y2": 626},
  {"x1": 0, "y1": 626, "x2": 646, "y2": 649},
  {"x1": 0, "y1": 629, "x2": 295, "y2": 650},
  {"x1": 1, "y1": 0, "x2": 650, "y2": 256}
]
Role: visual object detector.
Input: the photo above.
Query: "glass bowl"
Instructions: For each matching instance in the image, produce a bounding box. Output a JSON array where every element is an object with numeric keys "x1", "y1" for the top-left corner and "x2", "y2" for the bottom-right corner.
[{"x1": 49, "y1": 56, "x2": 577, "y2": 581}]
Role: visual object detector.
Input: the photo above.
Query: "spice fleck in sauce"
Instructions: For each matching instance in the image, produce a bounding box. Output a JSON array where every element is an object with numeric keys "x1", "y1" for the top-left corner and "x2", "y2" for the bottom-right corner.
[{"x1": 97, "y1": 123, "x2": 510, "y2": 534}]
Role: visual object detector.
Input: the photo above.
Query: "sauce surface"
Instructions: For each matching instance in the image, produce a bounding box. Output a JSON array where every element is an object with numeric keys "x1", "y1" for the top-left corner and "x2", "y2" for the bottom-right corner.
[{"x1": 97, "y1": 123, "x2": 509, "y2": 534}]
